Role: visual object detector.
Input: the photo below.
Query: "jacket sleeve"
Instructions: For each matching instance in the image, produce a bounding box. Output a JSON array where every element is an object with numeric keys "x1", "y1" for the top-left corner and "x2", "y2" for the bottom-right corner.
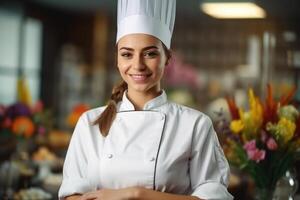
[
  {"x1": 189, "y1": 115, "x2": 233, "y2": 200},
  {"x1": 58, "y1": 114, "x2": 93, "y2": 199}
]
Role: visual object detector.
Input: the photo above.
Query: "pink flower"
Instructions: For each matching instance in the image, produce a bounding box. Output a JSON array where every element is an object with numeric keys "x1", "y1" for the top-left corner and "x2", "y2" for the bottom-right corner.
[
  {"x1": 38, "y1": 126, "x2": 46, "y2": 135},
  {"x1": 2, "y1": 118, "x2": 12, "y2": 128},
  {"x1": 243, "y1": 140, "x2": 256, "y2": 151},
  {"x1": 260, "y1": 131, "x2": 267, "y2": 143},
  {"x1": 32, "y1": 101, "x2": 44, "y2": 113},
  {"x1": 243, "y1": 140, "x2": 266, "y2": 163},
  {"x1": 247, "y1": 149, "x2": 266, "y2": 163},
  {"x1": 267, "y1": 137, "x2": 278, "y2": 150}
]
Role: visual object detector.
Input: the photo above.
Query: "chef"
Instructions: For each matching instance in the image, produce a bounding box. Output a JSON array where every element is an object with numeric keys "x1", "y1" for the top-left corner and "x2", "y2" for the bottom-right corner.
[{"x1": 58, "y1": 0, "x2": 233, "y2": 199}]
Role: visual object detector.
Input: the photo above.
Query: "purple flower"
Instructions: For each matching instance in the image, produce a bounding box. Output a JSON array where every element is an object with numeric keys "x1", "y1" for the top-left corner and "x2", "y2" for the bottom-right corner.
[{"x1": 6, "y1": 103, "x2": 31, "y2": 119}]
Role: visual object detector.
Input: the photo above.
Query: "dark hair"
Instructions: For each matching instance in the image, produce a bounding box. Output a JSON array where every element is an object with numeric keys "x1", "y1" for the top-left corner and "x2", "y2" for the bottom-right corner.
[{"x1": 94, "y1": 42, "x2": 171, "y2": 136}]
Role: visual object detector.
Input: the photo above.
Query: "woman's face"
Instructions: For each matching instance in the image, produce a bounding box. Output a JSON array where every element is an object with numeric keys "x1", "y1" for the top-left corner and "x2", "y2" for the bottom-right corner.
[{"x1": 117, "y1": 34, "x2": 168, "y2": 95}]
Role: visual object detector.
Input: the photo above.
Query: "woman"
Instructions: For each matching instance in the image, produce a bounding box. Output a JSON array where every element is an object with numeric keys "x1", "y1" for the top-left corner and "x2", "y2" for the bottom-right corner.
[{"x1": 59, "y1": 0, "x2": 233, "y2": 199}]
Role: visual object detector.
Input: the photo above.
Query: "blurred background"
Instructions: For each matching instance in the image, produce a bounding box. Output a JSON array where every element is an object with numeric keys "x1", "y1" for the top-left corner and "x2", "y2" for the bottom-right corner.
[{"x1": 0, "y1": 0, "x2": 300, "y2": 199}]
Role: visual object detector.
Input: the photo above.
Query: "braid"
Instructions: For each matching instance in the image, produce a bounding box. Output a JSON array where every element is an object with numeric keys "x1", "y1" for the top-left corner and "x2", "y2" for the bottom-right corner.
[{"x1": 94, "y1": 81, "x2": 128, "y2": 136}]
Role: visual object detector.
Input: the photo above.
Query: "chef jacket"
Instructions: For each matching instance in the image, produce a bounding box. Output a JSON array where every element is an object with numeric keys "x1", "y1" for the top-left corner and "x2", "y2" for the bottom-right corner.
[{"x1": 58, "y1": 91, "x2": 233, "y2": 200}]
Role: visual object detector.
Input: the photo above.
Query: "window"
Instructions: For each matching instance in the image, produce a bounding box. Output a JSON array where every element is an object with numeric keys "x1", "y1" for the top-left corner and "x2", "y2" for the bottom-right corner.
[{"x1": 0, "y1": 8, "x2": 42, "y2": 105}]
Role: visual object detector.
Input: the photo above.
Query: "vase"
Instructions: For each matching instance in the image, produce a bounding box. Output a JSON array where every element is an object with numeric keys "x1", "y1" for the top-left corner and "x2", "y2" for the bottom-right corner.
[
  {"x1": 273, "y1": 168, "x2": 298, "y2": 200},
  {"x1": 255, "y1": 169, "x2": 298, "y2": 200}
]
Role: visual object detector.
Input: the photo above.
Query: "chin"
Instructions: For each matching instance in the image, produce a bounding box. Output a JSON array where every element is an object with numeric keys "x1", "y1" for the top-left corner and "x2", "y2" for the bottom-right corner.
[{"x1": 131, "y1": 86, "x2": 150, "y2": 93}]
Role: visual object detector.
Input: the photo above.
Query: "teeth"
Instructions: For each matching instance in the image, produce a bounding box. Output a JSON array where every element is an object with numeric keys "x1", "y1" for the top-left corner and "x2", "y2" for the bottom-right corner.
[
  {"x1": 132, "y1": 74, "x2": 146, "y2": 77},
  {"x1": 130, "y1": 74, "x2": 149, "y2": 81}
]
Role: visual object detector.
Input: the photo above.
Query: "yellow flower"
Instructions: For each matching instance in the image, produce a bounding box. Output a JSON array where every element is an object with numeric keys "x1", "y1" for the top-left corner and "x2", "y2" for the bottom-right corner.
[
  {"x1": 278, "y1": 118, "x2": 296, "y2": 143},
  {"x1": 238, "y1": 89, "x2": 264, "y2": 141},
  {"x1": 230, "y1": 120, "x2": 244, "y2": 134},
  {"x1": 267, "y1": 117, "x2": 296, "y2": 144},
  {"x1": 248, "y1": 89, "x2": 263, "y2": 131}
]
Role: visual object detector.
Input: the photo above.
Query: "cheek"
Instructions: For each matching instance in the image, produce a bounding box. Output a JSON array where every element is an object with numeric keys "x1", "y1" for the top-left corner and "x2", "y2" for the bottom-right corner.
[
  {"x1": 157, "y1": 59, "x2": 166, "y2": 72},
  {"x1": 151, "y1": 61, "x2": 165, "y2": 78},
  {"x1": 118, "y1": 66, "x2": 127, "y2": 78},
  {"x1": 117, "y1": 60, "x2": 129, "y2": 74}
]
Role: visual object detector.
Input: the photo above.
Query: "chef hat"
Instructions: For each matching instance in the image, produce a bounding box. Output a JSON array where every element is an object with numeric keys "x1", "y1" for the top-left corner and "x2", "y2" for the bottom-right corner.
[{"x1": 116, "y1": 0, "x2": 176, "y2": 49}]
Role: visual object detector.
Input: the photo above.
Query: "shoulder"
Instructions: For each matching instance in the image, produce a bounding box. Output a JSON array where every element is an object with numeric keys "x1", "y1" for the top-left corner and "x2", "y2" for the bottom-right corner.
[
  {"x1": 166, "y1": 101, "x2": 212, "y2": 124},
  {"x1": 79, "y1": 106, "x2": 107, "y2": 124},
  {"x1": 164, "y1": 101, "x2": 215, "y2": 143}
]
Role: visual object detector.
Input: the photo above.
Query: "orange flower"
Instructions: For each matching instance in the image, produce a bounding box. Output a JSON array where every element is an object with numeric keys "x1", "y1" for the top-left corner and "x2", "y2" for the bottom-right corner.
[
  {"x1": 226, "y1": 96, "x2": 240, "y2": 120},
  {"x1": 73, "y1": 104, "x2": 89, "y2": 114},
  {"x1": 67, "y1": 104, "x2": 90, "y2": 127},
  {"x1": 67, "y1": 113, "x2": 82, "y2": 127},
  {"x1": 12, "y1": 116, "x2": 35, "y2": 138}
]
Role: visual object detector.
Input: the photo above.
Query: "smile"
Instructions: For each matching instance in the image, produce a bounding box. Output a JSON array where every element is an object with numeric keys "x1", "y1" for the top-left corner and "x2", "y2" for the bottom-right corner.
[{"x1": 129, "y1": 74, "x2": 151, "y2": 82}]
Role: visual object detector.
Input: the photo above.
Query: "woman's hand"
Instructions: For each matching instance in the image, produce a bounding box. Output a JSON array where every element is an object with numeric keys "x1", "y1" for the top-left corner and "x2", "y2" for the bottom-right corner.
[
  {"x1": 79, "y1": 187, "x2": 139, "y2": 200},
  {"x1": 76, "y1": 186, "x2": 201, "y2": 200}
]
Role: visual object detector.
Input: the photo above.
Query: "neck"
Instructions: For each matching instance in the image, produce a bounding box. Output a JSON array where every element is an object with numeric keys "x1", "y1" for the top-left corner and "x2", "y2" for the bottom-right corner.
[{"x1": 127, "y1": 89, "x2": 162, "y2": 110}]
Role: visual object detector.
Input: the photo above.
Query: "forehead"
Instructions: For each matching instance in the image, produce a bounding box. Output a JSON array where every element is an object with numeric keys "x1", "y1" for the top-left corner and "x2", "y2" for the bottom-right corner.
[{"x1": 118, "y1": 34, "x2": 162, "y2": 49}]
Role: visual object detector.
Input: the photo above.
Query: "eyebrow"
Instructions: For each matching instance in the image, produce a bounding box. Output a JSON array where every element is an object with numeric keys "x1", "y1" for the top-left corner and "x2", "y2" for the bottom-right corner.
[{"x1": 119, "y1": 46, "x2": 159, "y2": 51}]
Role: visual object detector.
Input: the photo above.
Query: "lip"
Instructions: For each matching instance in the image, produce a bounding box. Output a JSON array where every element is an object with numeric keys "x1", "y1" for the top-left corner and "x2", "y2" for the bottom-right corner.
[{"x1": 129, "y1": 73, "x2": 151, "y2": 82}]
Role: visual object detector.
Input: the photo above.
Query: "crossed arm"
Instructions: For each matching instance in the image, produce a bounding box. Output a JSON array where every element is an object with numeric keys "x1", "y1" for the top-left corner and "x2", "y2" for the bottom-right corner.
[{"x1": 65, "y1": 186, "x2": 202, "y2": 200}]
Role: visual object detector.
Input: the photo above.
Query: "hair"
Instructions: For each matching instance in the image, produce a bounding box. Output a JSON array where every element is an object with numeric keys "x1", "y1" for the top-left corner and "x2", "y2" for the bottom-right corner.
[{"x1": 94, "y1": 42, "x2": 171, "y2": 136}]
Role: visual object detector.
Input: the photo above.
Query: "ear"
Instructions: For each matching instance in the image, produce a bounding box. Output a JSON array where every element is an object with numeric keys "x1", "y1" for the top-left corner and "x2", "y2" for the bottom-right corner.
[
  {"x1": 165, "y1": 59, "x2": 169, "y2": 66},
  {"x1": 165, "y1": 51, "x2": 172, "y2": 66}
]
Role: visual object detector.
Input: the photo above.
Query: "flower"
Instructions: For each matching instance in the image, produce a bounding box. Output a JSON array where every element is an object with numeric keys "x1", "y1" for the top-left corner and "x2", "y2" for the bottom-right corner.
[
  {"x1": 217, "y1": 84, "x2": 300, "y2": 190},
  {"x1": 243, "y1": 140, "x2": 266, "y2": 163},
  {"x1": 243, "y1": 139, "x2": 256, "y2": 151},
  {"x1": 0, "y1": 102, "x2": 51, "y2": 139},
  {"x1": 67, "y1": 104, "x2": 90, "y2": 127},
  {"x1": 278, "y1": 105, "x2": 299, "y2": 122},
  {"x1": 247, "y1": 148, "x2": 266, "y2": 163},
  {"x1": 230, "y1": 120, "x2": 244, "y2": 134},
  {"x1": 267, "y1": 117, "x2": 296, "y2": 145},
  {"x1": 266, "y1": 137, "x2": 278, "y2": 150},
  {"x1": 12, "y1": 116, "x2": 35, "y2": 138}
]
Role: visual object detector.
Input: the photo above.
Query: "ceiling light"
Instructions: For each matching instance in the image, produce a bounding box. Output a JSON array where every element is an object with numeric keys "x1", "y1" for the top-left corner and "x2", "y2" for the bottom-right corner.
[{"x1": 201, "y1": 1, "x2": 266, "y2": 19}]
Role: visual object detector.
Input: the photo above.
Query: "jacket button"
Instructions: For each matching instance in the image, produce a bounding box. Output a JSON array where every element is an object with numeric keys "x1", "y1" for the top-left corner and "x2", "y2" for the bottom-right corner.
[
  {"x1": 107, "y1": 154, "x2": 113, "y2": 159},
  {"x1": 150, "y1": 157, "x2": 156, "y2": 162}
]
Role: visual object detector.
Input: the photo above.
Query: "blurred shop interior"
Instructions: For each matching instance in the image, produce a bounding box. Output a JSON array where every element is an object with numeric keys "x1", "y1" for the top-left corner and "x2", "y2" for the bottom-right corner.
[{"x1": 1, "y1": 0, "x2": 300, "y2": 199}]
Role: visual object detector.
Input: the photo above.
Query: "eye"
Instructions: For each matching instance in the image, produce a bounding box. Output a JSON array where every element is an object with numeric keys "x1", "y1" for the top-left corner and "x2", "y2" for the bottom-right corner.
[
  {"x1": 120, "y1": 52, "x2": 132, "y2": 58},
  {"x1": 144, "y1": 51, "x2": 159, "y2": 58}
]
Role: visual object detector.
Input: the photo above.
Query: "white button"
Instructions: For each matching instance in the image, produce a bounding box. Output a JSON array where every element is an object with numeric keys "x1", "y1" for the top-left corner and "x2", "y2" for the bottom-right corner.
[
  {"x1": 150, "y1": 157, "x2": 156, "y2": 162},
  {"x1": 107, "y1": 154, "x2": 113, "y2": 159}
]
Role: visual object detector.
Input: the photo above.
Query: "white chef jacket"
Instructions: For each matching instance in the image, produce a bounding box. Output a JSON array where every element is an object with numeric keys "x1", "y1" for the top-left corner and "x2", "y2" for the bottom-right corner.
[{"x1": 58, "y1": 91, "x2": 233, "y2": 200}]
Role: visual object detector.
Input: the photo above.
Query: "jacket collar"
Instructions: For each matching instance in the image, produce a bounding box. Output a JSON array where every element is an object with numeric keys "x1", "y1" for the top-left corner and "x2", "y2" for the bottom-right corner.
[{"x1": 118, "y1": 90, "x2": 167, "y2": 112}]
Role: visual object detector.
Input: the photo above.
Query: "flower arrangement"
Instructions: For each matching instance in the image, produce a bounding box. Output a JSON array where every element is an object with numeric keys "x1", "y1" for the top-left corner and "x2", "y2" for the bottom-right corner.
[
  {"x1": 0, "y1": 101, "x2": 51, "y2": 139},
  {"x1": 66, "y1": 103, "x2": 90, "y2": 128},
  {"x1": 218, "y1": 85, "x2": 300, "y2": 199}
]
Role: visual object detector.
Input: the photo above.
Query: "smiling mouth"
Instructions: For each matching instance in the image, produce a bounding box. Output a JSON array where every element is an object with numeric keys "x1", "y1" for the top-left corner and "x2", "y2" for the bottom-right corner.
[{"x1": 129, "y1": 74, "x2": 151, "y2": 81}]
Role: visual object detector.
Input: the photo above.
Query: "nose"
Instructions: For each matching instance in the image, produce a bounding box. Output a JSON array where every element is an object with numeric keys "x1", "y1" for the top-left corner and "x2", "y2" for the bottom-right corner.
[{"x1": 132, "y1": 55, "x2": 146, "y2": 71}]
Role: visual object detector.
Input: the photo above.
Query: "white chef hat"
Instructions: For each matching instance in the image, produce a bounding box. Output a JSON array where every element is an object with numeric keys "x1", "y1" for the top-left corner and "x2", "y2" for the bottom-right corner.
[{"x1": 116, "y1": 0, "x2": 176, "y2": 49}]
